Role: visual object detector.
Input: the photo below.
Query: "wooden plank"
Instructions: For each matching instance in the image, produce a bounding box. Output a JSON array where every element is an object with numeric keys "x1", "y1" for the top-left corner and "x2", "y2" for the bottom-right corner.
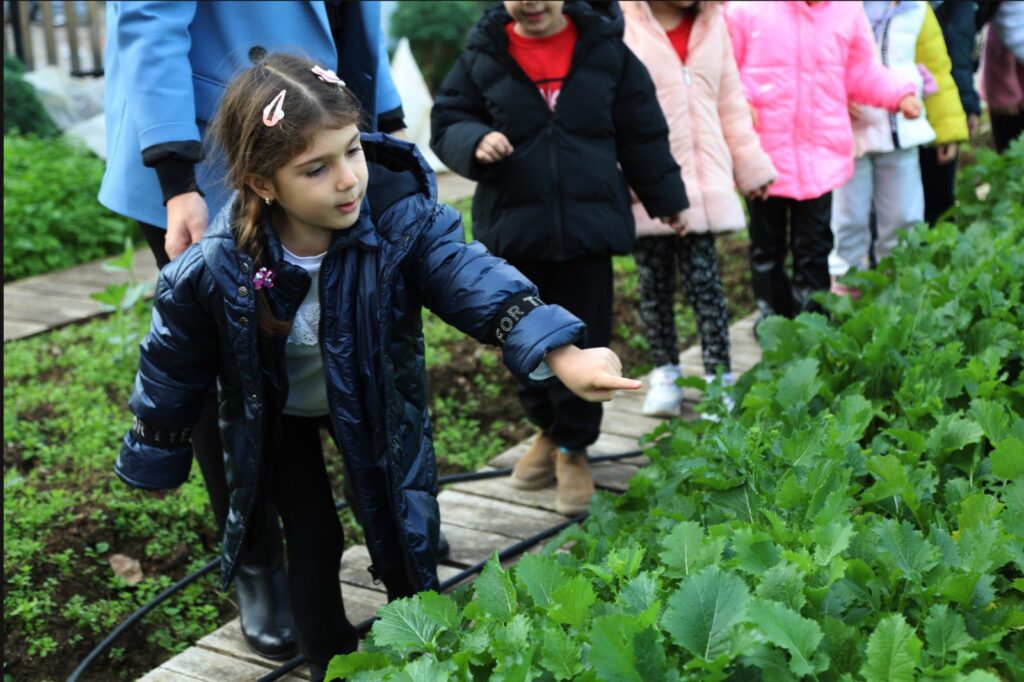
[
  {"x1": 450, "y1": 461, "x2": 638, "y2": 512},
  {"x1": 438, "y1": 489, "x2": 566, "y2": 539},
  {"x1": 17, "y1": 0, "x2": 33, "y2": 70},
  {"x1": 4, "y1": 285, "x2": 105, "y2": 311},
  {"x1": 487, "y1": 431, "x2": 647, "y2": 469},
  {"x1": 599, "y1": 407, "x2": 664, "y2": 440},
  {"x1": 160, "y1": 645, "x2": 288, "y2": 682},
  {"x1": 137, "y1": 666, "x2": 214, "y2": 682},
  {"x1": 339, "y1": 544, "x2": 462, "y2": 593},
  {"x1": 438, "y1": 522, "x2": 527, "y2": 566},
  {"x1": 40, "y1": 2, "x2": 57, "y2": 65},
  {"x1": 196, "y1": 585, "x2": 385, "y2": 674},
  {"x1": 1, "y1": 300, "x2": 84, "y2": 325},
  {"x1": 3, "y1": 320, "x2": 48, "y2": 342},
  {"x1": 63, "y1": 0, "x2": 81, "y2": 74},
  {"x1": 87, "y1": 1, "x2": 103, "y2": 72}
]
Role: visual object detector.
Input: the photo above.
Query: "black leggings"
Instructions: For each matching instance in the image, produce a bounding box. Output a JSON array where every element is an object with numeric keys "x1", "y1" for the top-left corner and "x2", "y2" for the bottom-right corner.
[
  {"x1": 138, "y1": 221, "x2": 282, "y2": 565},
  {"x1": 634, "y1": 233, "x2": 731, "y2": 375},
  {"x1": 268, "y1": 414, "x2": 417, "y2": 668}
]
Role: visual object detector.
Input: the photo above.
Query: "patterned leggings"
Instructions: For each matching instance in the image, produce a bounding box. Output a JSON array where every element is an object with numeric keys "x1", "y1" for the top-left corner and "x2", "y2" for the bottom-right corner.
[{"x1": 634, "y1": 233, "x2": 731, "y2": 374}]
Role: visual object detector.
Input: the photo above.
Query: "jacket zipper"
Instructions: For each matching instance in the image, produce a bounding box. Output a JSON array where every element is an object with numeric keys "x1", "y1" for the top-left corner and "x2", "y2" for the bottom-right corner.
[
  {"x1": 880, "y1": 16, "x2": 900, "y2": 148},
  {"x1": 547, "y1": 122, "x2": 564, "y2": 254}
]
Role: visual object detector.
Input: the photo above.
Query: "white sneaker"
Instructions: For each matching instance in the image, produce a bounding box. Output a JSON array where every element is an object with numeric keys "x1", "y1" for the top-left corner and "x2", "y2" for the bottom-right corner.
[{"x1": 643, "y1": 364, "x2": 684, "y2": 417}]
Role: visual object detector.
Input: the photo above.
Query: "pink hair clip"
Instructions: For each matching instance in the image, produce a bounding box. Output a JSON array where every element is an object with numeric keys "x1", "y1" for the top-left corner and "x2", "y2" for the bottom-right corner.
[
  {"x1": 262, "y1": 89, "x2": 286, "y2": 127},
  {"x1": 253, "y1": 267, "x2": 276, "y2": 290},
  {"x1": 311, "y1": 65, "x2": 345, "y2": 87}
]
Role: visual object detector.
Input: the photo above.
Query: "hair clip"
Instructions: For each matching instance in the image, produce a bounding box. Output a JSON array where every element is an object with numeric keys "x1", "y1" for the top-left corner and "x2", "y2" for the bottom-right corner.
[
  {"x1": 253, "y1": 267, "x2": 276, "y2": 290},
  {"x1": 262, "y1": 89, "x2": 286, "y2": 127},
  {"x1": 311, "y1": 65, "x2": 346, "y2": 87}
]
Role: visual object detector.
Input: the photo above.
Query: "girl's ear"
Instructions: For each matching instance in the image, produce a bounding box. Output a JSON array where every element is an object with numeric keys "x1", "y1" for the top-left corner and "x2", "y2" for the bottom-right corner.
[{"x1": 246, "y1": 174, "x2": 275, "y2": 203}]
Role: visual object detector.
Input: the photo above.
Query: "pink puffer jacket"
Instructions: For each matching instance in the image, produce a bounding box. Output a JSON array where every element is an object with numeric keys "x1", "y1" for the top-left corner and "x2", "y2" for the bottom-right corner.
[
  {"x1": 623, "y1": 1, "x2": 776, "y2": 236},
  {"x1": 725, "y1": 1, "x2": 916, "y2": 200}
]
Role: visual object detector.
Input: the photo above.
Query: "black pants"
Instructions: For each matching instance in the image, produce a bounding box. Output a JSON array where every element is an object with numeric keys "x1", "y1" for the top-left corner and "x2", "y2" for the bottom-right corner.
[
  {"x1": 511, "y1": 255, "x2": 612, "y2": 451},
  {"x1": 992, "y1": 112, "x2": 1024, "y2": 154},
  {"x1": 267, "y1": 414, "x2": 417, "y2": 669},
  {"x1": 139, "y1": 222, "x2": 282, "y2": 565},
  {"x1": 634, "y1": 234, "x2": 731, "y2": 375},
  {"x1": 919, "y1": 145, "x2": 959, "y2": 225},
  {"x1": 746, "y1": 193, "x2": 833, "y2": 318}
]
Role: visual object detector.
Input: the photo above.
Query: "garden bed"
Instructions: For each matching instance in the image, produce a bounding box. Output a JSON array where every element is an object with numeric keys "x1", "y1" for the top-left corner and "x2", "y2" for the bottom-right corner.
[{"x1": 3, "y1": 203, "x2": 754, "y2": 681}]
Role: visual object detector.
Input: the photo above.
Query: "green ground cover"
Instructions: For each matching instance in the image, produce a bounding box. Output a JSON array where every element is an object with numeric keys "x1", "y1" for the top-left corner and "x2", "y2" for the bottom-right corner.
[{"x1": 330, "y1": 143, "x2": 1024, "y2": 680}]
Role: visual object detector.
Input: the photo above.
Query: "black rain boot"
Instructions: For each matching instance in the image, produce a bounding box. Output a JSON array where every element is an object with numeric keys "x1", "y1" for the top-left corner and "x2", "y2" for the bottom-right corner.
[{"x1": 236, "y1": 559, "x2": 298, "y2": 660}]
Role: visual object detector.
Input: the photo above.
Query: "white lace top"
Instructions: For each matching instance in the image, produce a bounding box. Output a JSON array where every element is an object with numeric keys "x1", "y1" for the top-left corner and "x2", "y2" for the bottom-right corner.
[{"x1": 282, "y1": 246, "x2": 329, "y2": 417}]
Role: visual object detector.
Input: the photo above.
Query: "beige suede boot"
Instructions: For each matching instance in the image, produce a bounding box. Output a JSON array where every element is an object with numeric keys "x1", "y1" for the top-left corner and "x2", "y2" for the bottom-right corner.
[
  {"x1": 554, "y1": 449, "x2": 595, "y2": 516},
  {"x1": 510, "y1": 432, "x2": 558, "y2": 490}
]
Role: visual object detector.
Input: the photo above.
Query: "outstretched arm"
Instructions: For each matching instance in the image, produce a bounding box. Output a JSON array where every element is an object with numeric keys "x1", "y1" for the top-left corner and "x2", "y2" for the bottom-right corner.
[{"x1": 547, "y1": 345, "x2": 642, "y2": 402}]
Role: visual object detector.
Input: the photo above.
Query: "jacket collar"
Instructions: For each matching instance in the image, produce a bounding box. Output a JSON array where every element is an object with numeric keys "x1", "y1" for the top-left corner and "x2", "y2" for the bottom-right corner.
[{"x1": 468, "y1": 0, "x2": 622, "y2": 54}]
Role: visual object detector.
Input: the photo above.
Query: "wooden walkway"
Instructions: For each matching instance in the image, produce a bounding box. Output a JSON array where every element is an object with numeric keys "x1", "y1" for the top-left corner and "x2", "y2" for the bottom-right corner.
[
  {"x1": 2, "y1": 172, "x2": 479, "y2": 343},
  {"x1": 137, "y1": 312, "x2": 762, "y2": 681}
]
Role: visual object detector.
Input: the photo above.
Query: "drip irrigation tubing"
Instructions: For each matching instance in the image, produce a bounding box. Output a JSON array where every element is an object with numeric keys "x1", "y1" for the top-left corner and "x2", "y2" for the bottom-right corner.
[
  {"x1": 254, "y1": 513, "x2": 586, "y2": 682},
  {"x1": 66, "y1": 448, "x2": 642, "y2": 682}
]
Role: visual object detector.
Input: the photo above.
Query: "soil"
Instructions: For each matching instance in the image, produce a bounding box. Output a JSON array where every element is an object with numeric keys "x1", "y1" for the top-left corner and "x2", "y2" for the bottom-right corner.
[{"x1": 4, "y1": 237, "x2": 753, "y2": 681}]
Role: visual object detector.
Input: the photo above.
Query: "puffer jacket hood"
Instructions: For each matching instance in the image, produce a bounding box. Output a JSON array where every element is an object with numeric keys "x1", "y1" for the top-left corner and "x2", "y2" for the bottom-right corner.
[
  {"x1": 623, "y1": 0, "x2": 775, "y2": 235},
  {"x1": 431, "y1": 0, "x2": 687, "y2": 262},
  {"x1": 726, "y1": 1, "x2": 917, "y2": 200},
  {"x1": 115, "y1": 134, "x2": 587, "y2": 589}
]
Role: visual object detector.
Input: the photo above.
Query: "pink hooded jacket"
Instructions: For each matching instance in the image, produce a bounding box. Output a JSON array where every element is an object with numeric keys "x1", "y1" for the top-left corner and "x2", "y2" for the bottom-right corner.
[
  {"x1": 623, "y1": 1, "x2": 776, "y2": 236},
  {"x1": 725, "y1": 1, "x2": 916, "y2": 200}
]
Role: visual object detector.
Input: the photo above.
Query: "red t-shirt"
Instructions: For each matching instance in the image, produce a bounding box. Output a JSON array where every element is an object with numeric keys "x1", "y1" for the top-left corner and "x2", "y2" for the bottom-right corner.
[
  {"x1": 506, "y1": 18, "x2": 578, "y2": 111},
  {"x1": 666, "y1": 13, "x2": 695, "y2": 63}
]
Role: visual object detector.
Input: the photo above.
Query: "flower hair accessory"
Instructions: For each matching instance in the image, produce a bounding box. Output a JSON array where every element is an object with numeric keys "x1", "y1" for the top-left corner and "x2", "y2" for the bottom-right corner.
[
  {"x1": 262, "y1": 89, "x2": 286, "y2": 127},
  {"x1": 253, "y1": 267, "x2": 276, "y2": 290},
  {"x1": 311, "y1": 65, "x2": 345, "y2": 87}
]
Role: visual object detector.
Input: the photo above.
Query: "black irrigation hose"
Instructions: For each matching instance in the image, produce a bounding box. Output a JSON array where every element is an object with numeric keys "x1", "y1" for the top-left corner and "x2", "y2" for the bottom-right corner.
[
  {"x1": 65, "y1": 557, "x2": 221, "y2": 682},
  {"x1": 255, "y1": 513, "x2": 587, "y2": 682},
  {"x1": 67, "y1": 449, "x2": 641, "y2": 681}
]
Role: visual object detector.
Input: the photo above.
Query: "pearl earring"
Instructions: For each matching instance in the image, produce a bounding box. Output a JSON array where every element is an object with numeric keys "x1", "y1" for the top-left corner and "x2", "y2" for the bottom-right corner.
[{"x1": 264, "y1": 196, "x2": 272, "y2": 206}]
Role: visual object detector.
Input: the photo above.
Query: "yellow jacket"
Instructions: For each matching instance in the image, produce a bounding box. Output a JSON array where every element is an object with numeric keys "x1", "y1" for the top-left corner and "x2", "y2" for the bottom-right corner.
[{"x1": 918, "y1": 3, "x2": 969, "y2": 145}]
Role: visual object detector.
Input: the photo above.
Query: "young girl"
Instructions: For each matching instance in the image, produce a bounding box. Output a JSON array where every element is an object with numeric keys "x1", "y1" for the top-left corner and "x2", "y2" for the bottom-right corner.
[
  {"x1": 725, "y1": 0, "x2": 922, "y2": 323},
  {"x1": 113, "y1": 53, "x2": 640, "y2": 680},
  {"x1": 622, "y1": 0, "x2": 776, "y2": 417},
  {"x1": 830, "y1": 0, "x2": 967, "y2": 287}
]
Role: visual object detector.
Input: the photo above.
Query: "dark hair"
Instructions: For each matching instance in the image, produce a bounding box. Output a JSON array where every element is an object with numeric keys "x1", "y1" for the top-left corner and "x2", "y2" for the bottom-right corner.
[{"x1": 208, "y1": 52, "x2": 364, "y2": 336}]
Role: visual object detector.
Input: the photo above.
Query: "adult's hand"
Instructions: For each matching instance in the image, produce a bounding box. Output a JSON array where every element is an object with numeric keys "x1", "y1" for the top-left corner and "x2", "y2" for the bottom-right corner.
[{"x1": 165, "y1": 192, "x2": 209, "y2": 261}]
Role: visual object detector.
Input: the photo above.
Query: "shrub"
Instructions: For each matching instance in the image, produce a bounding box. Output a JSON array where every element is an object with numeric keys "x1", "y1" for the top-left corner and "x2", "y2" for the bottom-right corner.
[
  {"x1": 3, "y1": 135, "x2": 137, "y2": 282},
  {"x1": 390, "y1": 1, "x2": 484, "y2": 92},
  {"x1": 3, "y1": 56, "x2": 57, "y2": 137}
]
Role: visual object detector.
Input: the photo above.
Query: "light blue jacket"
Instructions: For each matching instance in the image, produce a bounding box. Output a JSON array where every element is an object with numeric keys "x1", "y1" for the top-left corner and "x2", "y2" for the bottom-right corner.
[{"x1": 98, "y1": 1, "x2": 402, "y2": 229}]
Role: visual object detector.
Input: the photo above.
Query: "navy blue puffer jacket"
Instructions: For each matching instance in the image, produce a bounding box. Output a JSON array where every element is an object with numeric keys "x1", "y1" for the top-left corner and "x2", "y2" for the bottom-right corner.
[{"x1": 115, "y1": 134, "x2": 586, "y2": 590}]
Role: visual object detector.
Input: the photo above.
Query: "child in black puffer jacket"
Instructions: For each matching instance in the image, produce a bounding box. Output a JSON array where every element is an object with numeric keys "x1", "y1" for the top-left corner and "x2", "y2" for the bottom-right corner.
[{"x1": 431, "y1": 0, "x2": 688, "y2": 516}]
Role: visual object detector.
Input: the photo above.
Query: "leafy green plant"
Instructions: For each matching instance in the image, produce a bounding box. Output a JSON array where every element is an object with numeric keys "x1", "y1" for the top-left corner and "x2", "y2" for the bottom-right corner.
[
  {"x1": 329, "y1": 142, "x2": 1024, "y2": 679},
  {"x1": 90, "y1": 239, "x2": 156, "y2": 361},
  {"x1": 390, "y1": 1, "x2": 483, "y2": 92},
  {"x1": 3, "y1": 134, "x2": 139, "y2": 281},
  {"x1": 3, "y1": 56, "x2": 57, "y2": 137}
]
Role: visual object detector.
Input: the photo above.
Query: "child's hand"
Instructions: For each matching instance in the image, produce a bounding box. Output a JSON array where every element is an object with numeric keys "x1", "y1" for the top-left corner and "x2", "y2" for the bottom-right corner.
[
  {"x1": 898, "y1": 95, "x2": 922, "y2": 120},
  {"x1": 144, "y1": 489, "x2": 172, "y2": 500},
  {"x1": 546, "y1": 345, "x2": 642, "y2": 402},
  {"x1": 848, "y1": 102, "x2": 864, "y2": 121},
  {"x1": 936, "y1": 142, "x2": 958, "y2": 165},
  {"x1": 659, "y1": 212, "x2": 688, "y2": 236},
  {"x1": 747, "y1": 181, "x2": 773, "y2": 201},
  {"x1": 475, "y1": 131, "x2": 514, "y2": 164}
]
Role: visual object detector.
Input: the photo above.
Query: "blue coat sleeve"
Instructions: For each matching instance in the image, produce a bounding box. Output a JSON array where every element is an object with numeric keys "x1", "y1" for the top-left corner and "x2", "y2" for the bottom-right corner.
[
  {"x1": 407, "y1": 203, "x2": 586, "y2": 384},
  {"x1": 115, "y1": 246, "x2": 219, "y2": 490},
  {"x1": 114, "y1": 1, "x2": 201, "y2": 151},
  {"x1": 374, "y1": 21, "x2": 403, "y2": 115}
]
